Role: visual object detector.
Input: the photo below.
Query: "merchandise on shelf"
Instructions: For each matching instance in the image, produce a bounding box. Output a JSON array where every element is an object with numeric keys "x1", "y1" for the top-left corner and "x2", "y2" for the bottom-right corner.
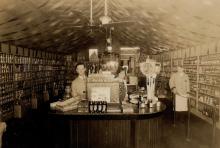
[
  {"x1": 0, "y1": 53, "x2": 14, "y2": 120},
  {"x1": 183, "y1": 57, "x2": 198, "y2": 109},
  {"x1": 197, "y1": 54, "x2": 220, "y2": 121},
  {"x1": 0, "y1": 50, "x2": 66, "y2": 120},
  {"x1": 157, "y1": 52, "x2": 219, "y2": 124}
]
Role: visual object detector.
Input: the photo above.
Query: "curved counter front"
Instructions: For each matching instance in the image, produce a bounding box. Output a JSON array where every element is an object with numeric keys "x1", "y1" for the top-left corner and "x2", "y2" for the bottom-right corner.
[{"x1": 48, "y1": 103, "x2": 166, "y2": 148}]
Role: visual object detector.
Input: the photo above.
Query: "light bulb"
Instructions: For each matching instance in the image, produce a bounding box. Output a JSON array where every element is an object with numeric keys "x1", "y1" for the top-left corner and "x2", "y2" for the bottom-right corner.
[{"x1": 107, "y1": 46, "x2": 112, "y2": 52}]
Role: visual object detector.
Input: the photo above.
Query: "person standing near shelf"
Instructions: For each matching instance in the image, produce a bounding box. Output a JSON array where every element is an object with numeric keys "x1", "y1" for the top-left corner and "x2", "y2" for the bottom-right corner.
[
  {"x1": 169, "y1": 65, "x2": 190, "y2": 124},
  {"x1": 71, "y1": 63, "x2": 87, "y2": 100}
]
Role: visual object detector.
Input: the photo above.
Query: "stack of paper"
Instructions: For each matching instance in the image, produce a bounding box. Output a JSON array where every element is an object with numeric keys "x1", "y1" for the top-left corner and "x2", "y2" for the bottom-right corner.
[{"x1": 50, "y1": 98, "x2": 80, "y2": 112}]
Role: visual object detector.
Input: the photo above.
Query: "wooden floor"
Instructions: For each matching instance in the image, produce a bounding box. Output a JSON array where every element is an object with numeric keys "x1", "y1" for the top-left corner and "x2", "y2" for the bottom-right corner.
[{"x1": 2, "y1": 100, "x2": 220, "y2": 148}]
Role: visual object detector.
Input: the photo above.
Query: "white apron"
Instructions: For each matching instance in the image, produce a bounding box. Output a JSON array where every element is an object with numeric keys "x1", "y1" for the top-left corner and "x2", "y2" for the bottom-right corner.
[{"x1": 175, "y1": 94, "x2": 188, "y2": 111}]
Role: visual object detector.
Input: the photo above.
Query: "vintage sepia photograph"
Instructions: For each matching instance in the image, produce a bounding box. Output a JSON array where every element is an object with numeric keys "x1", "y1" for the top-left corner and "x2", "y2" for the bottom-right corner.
[{"x1": 0, "y1": 0, "x2": 219, "y2": 148}]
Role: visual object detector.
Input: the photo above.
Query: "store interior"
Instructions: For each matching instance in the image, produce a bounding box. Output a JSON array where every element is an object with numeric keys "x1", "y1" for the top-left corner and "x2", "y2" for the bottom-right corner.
[{"x1": 0, "y1": 0, "x2": 220, "y2": 148}]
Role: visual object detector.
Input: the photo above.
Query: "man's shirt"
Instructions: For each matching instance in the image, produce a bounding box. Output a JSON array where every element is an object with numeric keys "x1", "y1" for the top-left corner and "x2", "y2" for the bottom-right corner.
[
  {"x1": 169, "y1": 72, "x2": 190, "y2": 96},
  {"x1": 71, "y1": 76, "x2": 86, "y2": 100}
]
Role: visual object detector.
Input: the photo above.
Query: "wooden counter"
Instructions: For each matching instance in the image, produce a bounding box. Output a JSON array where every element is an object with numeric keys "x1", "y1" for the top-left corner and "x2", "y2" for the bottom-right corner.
[{"x1": 48, "y1": 103, "x2": 166, "y2": 148}]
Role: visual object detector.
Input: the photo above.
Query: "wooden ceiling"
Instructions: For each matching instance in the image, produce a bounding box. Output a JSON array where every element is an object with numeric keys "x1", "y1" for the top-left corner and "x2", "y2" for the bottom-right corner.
[{"x1": 0, "y1": 0, "x2": 220, "y2": 54}]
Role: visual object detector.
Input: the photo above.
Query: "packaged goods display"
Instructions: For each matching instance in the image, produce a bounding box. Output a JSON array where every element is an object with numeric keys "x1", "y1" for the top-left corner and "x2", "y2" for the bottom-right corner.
[
  {"x1": 197, "y1": 54, "x2": 220, "y2": 121},
  {"x1": 183, "y1": 57, "x2": 198, "y2": 109},
  {"x1": 157, "y1": 51, "x2": 220, "y2": 126},
  {"x1": 0, "y1": 47, "x2": 66, "y2": 120},
  {"x1": 0, "y1": 53, "x2": 14, "y2": 120}
]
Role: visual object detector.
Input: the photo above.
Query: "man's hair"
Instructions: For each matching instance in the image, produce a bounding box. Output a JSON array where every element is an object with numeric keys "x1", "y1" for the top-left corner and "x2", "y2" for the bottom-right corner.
[{"x1": 75, "y1": 63, "x2": 85, "y2": 70}]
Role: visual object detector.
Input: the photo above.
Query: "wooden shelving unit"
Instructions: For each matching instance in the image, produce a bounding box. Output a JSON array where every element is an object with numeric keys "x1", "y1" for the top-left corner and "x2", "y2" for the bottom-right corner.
[
  {"x1": 155, "y1": 49, "x2": 220, "y2": 129},
  {"x1": 0, "y1": 43, "x2": 66, "y2": 120},
  {"x1": 197, "y1": 54, "x2": 220, "y2": 128},
  {"x1": 183, "y1": 56, "x2": 198, "y2": 112},
  {"x1": 14, "y1": 55, "x2": 32, "y2": 117},
  {"x1": 0, "y1": 53, "x2": 14, "y2": 120}
]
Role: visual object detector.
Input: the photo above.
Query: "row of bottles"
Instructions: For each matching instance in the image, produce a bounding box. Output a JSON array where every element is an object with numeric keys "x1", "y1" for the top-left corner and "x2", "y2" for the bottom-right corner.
[
  {"x1": 199, "y1": 74, "x2": 220, "y2": 86},
  {"x1": 0, "y1": 49, "x2": 14, "y2": 119},
  {"x1": 32, "y1": 65, "x2": 44, "y2": 71},
  {"x1": 32, "y1": 58, "x2": 61, "y2": 65},
  {"x1": 183, "y1": 64, "x2": 197, "y2": 74},
  {"x1": 0, "y1": 73, "x2": 13, "y2": 83},
  {"x1": 183, "y1": 57, "x2": 198, "y2": 105},
  {"x1": 161, "y1": 60, "x2": 171, "y2": 78},
  {"x1": 45, "y1": 71, "x2": 53, "y2": 77},
  {"x1": 89, "y1": 101, "x2": 107, "y2": 113},
  {"x1": 197, "y1": 54, "x2": 220, "y2": 121},
  {"x1": 183, "y1": 57, "x2": 198, "y2": 65},
  {"x1": 0, "y1": 53, "x2": 13, "y2": 63},
  {"x1": 14, "y1": 81, "x2": 32, "y2": 89},
  {"x1": 14, "y1": 56, "x2": 31, "y2": 64},
  {"x1": 14, "y1": 64, "x2": 31, "y2": 73},
  {"x1": 189, "y1": 98, "x2": 196, "y2": 108},
  {"x1": 0, "y1": 64, "x2": 13, "y2": 73},
  {"x1": 87, "y1": 63, "x2": 100, "y2": 75},
  {"x1": 0, "y1": 52, "x2": 66, "y2": 120},
  {"x1": 199, "y1": 65, "x2": 220, "y2": 74},
  {"x1": 32, "y1": 58, "x2": 45, "y2": 65},
  {"x1": 198, "y1": 103, "x2": 218, "y2": 119},
  {"x1": 200, "y1": 54, "x2": 220, "y2": 65},
  {"x1": 199, "y1": 95, "x2": 218, "y2": 106},
  {"x1": 14, "y1": 72, "x2": 32, "y2": 81},
  {"x1": 0, "y1": 103, "x2": 14, "y2": 119},
  {"x1": 45, "y1": 77, "x2": 54, "y2": 83},
  {"x1": 33, "y1": 84, "x2": 44, "y2": 93},
  {"x1": 199, "y1": 79, "x2": 220, "y2": 97},
  {"x1": 0, "y1": 83, "x2": 13, "y2": 94},
  {"x1": 0, "y1": 93, "x2": 13, "y2": 105},
  {"x1": 45, "y1": 65, "x2": 53, "y2": 71}
]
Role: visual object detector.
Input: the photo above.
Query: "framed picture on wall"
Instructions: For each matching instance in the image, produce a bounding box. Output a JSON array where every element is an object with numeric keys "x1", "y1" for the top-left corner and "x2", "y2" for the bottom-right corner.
[{"x1": 89, "y1": 49, "x2": 99, "y2": 62}]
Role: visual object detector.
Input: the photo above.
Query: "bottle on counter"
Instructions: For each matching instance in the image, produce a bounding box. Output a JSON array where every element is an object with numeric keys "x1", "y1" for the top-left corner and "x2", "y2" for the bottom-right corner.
[
  {"x1": 97, "y1": 101, "x2": 102, "y2": 113},
  {"x1": 43, "y1": 84, "x2": 50, "y2": 102}
]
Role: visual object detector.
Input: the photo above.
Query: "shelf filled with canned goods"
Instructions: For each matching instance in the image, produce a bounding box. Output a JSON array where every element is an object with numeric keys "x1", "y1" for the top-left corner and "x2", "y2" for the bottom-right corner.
[
  {"x1": 197, "y1": 53, "x2": 220, "y2": 122},
  {"x1": 0, "y1": 53, "x2": 14, "y2": 120}
]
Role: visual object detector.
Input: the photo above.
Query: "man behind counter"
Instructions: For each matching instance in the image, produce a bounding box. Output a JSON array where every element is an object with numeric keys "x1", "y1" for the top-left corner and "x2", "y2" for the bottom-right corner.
[{"x1": 71, "y1": 63, "x2": 87, "y2": 100}]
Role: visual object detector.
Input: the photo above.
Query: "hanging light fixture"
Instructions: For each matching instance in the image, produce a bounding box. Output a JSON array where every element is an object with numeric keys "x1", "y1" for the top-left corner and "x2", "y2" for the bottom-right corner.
[
  {"x1": 99, "y1": 0, "x2": 112, "y2": 25},
  {"x1": 99, "y1": 27, "x2": 119, "y2": 75}
]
